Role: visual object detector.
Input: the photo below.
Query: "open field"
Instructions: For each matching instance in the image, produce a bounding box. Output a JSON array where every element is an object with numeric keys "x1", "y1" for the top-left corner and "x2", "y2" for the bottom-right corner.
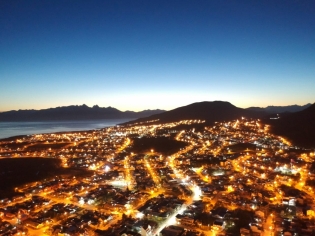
[{"x1": 130, "y1": 137, "x2": 188, "y2": 155}]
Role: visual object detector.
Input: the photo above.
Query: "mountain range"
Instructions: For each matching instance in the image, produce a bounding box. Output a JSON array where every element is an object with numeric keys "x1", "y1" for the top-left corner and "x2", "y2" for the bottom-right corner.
[
  {"x1": 1, "y1": 101, "x2": 314, "y2": 148},
  {"x1": 248, "y1": 103, "x2": 312, "y2": 113},
  {"x1": 0, "y1": 103, "x2": 310, "y2": 122},
  {"x1": 123, "y1": 101, "x2": 315, "y2": 148},
  {"x1": 0, "y1": 105, "x2": 165, "y2": 121}
]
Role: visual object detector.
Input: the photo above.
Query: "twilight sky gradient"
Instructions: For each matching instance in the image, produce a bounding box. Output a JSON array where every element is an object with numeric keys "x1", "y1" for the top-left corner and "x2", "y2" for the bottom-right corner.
[{"x1": 1, "y1": 0, "x2": 315, "y2": 112}]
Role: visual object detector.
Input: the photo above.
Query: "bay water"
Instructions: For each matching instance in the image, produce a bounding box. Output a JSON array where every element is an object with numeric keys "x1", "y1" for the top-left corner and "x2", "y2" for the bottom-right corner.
[{"x1": 0, "y1": 119, "x2": 133, "y2": 139}]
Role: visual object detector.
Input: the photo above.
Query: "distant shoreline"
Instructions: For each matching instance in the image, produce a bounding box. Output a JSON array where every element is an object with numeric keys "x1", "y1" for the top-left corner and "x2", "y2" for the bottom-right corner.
[{"x1": 0, "y1": 119, "x2": 133, "y2": 140}]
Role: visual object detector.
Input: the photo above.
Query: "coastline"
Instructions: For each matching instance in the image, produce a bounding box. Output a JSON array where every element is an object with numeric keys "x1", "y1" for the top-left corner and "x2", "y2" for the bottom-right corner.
[{"x1": 0, "y1": 119, "x2": 133, "y2": 140}]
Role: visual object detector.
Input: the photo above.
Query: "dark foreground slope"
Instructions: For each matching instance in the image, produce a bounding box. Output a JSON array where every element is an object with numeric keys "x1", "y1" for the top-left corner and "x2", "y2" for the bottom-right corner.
[
  {"x1": 123, "y1": 101, "x2": 266, "y2": 125},
  {"x1": 0, "y1": 105, "x2": 165, "y2": 121},
  {"x1": 267, "y1": 103, "x2": 315, "y2": 148},
  {"x1": 0, "y1": 158, "x2": 91, "y2": 198}
]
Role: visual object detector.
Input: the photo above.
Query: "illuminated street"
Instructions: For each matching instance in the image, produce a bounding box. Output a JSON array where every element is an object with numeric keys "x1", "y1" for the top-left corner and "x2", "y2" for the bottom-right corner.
[{"x1": 0, "y1": 118, "x2": 315, "y2": 235}]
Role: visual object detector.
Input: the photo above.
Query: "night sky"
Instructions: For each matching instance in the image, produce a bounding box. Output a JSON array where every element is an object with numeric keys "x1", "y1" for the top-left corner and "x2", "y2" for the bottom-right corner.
[{"x1": 1, "y1": 0, "x2": 314, "y2": 112}]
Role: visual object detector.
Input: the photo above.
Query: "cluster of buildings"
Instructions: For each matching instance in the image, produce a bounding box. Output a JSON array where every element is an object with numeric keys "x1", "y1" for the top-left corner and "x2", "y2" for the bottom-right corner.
[{"x1": 0, "y1": 118, "x2": 315, "y2": 235}]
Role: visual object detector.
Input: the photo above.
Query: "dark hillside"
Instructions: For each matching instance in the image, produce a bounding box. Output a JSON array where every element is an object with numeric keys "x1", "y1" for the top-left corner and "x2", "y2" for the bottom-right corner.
[
  {"x1": 267, "y1": 103, "x2": 315, "y2": 148},
  {"x1": 0, "y1": 158, "x2": 91, "y2": 198},
  {"x1": 123, "y1": 101, "x2": 266, "y2": 126},
  {"x1": 248, "y1": 103, "x2": 311, "y2": 113}
]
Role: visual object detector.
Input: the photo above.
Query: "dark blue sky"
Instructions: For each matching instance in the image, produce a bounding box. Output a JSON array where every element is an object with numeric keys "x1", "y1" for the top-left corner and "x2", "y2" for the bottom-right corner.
[{"x1": 1, "y1": 0, "x2": 314, "y2": 111}]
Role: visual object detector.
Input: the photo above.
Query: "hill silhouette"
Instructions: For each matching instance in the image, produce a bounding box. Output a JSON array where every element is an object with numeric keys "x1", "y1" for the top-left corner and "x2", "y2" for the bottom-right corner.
[
  {"x1": 0, "y1": 105, "x2": 165, "y2": 121},
  {"x1": 267, "y1": 103, "x2": 315, "y2": 148},
  {"x1": 123, "y1": 101, "x2": 267, "y2": 125},
  {"x1": 124, "y1": 101, "x2": 315, "y2": 148},
  {"x1": 248, "y1": 103, "x2": 311, "y2": 113}
]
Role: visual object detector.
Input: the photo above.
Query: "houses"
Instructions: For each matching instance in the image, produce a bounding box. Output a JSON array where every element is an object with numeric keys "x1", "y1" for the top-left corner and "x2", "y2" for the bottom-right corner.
[
  {"x1": 1, "y1": 118, "x2": 315, "y2": 236},
  {"x1": 160, "y1": 225, "x2": 185, "y2": 236}
]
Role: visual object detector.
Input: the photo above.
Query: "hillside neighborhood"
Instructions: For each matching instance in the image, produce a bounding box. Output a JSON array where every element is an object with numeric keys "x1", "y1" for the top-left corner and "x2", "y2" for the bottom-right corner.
[{"x1": 0, "y1": 117, "x2": 315, "y2": 236}]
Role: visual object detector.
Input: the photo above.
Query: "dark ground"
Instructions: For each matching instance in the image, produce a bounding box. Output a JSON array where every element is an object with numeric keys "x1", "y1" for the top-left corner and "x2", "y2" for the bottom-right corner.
[
  {"x1": 25, "y1": 143, "x2": 71, "y2": 151},
  {"x1": 226, "y1": 143, "x2": 257, "y2": 153},
  {"x1": 130, "y1": 136, "x2": 188, "y2": 156},
  {"x1": 0, "y1": 157, "x2": 92, "y2": 198}
]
